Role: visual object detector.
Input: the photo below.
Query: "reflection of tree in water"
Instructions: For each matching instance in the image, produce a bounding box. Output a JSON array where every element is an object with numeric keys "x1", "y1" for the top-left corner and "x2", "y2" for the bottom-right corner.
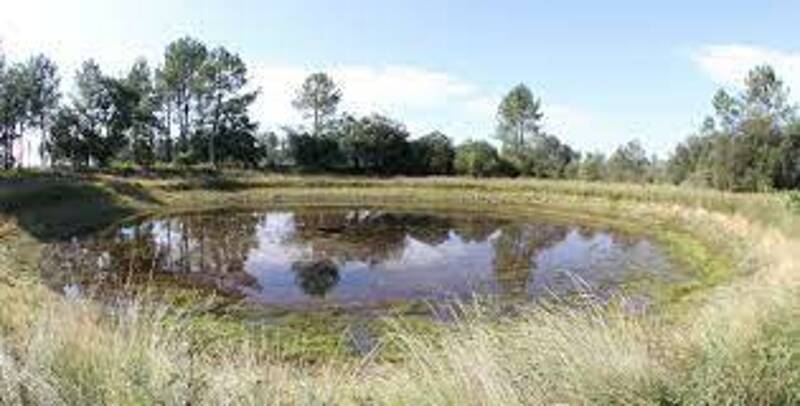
[
  {"x1": 576, "y1": 225, "x2": 598, "y2": 241},
  {"x1": 492, "y1": 223, "x2": 570, "y2": 296},
  {"x1": 43, "y1": 212, "x2": 266, "y2": 295},
  {"x1": 180, "y1": 213, "x2": 263, "y2": 275},
  {"x1": 451, "y1": 217, "x2": 505, "y2": 243},
  {"x1": 292, "y1": 210, "x2": 454, "y2": 264},
  {"x1": 292, "y1": 259, "x2": 341, "y2": 297},
  {"x1": 41, "y1": 222, "x2": 166, "y2": 291}
]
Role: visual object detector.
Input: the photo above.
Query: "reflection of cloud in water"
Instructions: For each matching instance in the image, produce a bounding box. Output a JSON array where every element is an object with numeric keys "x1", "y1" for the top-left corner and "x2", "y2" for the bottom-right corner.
[
  {"x1": 387, "y1": 231, "x2": 500, "y2": 274},
  {"x1": 242, "y1": 227, "x2": 506, "y2": 304},
  {"x1": 257, "y1": 212, "x2": 297, "y2": 242},
  {"x1": 45, "y1": 209, "x2": 677, "y2": 309},
  {"x1": 244, "y1": 213, "x2": 312, "y2": 291},
  {"x1": 530, "y1": 230, "x2": 672, "y2": 295}
]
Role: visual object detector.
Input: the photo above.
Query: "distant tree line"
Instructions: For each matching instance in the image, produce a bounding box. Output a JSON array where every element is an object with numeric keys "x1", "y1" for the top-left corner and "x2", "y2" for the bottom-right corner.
[{"x1": 1, "y1": 38, "x2": 798, "y2": 191}]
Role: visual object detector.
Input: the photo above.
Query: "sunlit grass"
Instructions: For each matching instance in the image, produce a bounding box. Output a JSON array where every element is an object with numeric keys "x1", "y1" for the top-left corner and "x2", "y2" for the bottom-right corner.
[{"x1": 1, "y1": 172, "x2": 799, "y2": 404}]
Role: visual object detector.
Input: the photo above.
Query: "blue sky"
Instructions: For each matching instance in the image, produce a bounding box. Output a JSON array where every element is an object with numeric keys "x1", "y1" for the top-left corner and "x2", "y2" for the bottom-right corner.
[{"x1": 2, "y1": 0, "x2": 800, "y2": 156}]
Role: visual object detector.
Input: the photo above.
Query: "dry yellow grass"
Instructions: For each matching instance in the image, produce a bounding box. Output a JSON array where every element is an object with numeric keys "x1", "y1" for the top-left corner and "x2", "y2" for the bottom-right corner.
[{"x1": 1, "y1": 173, "x2": 799, "y2": 405}]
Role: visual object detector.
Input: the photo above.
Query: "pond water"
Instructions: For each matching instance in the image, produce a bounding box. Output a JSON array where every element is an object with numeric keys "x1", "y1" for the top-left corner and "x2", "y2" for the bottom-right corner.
[{"x1": 42, "y1": 207, "x2": 676, "y2": 309}]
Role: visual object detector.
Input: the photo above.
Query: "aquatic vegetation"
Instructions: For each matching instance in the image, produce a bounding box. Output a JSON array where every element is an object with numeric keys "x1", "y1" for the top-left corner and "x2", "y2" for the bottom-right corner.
[{"x1": 0, "y1": 173, "x2": 798, "y2": 404}]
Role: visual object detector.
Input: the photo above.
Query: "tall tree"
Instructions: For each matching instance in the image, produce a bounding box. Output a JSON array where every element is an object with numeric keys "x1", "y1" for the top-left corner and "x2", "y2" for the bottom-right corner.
[
  {"x1": 209, "y1": 91, "x2": 260, "y2": 166},
  {"x1": 292, "y1": 72, "x2": 341, "y2": 136},
  {"x1": 22, "y1": 54, "x2": 60, "y2": 165},
  {"x1": 47, "y1": 106, "x2": 87, "y2": 167},
  {"x1": 0, "y1": 62, "x2": 30, "y2": 169},
  {"x1": 199, "y1": 46, "x2": 250, "y2": 165},
  {"x1": 70, "y1": 60, "x2": 134, "y2": 166},
  {"x1": 126, "y1": 58, "x2": 161, "y2": 166},
  {"x1": 496, "y1": 84, "x2": 543, "y2": 156},
  {"x1": 742, "y1": 65, "x2": 793, "y2": 126},
  {"x1": 668, "y1": 65, "x2": 799, "y2": 191},
  {"x1": 161, "y1": 37, "x2": 208, "y2": 157}
]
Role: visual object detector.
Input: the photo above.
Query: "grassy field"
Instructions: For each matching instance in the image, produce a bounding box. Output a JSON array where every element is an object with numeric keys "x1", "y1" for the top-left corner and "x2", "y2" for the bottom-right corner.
[{"x1": 1, "y1": 171, "x2": 799, "y2": 405}]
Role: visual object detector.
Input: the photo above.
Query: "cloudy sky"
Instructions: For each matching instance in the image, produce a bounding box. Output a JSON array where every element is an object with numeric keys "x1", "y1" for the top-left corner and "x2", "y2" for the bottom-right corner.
[{"x1": 2, "y1": 0, "x2": 799, "y2": 156}]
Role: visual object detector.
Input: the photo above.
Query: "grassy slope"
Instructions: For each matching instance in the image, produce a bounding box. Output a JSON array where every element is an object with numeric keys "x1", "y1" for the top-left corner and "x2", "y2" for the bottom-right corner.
[{"x1": 0, "y1": 171, "x2": 798, "y2": 405}]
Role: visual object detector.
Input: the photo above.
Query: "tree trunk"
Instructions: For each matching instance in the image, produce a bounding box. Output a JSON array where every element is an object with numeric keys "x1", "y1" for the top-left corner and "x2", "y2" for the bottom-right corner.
[
  {"x1": 2, "y1": 129, "x2": 10, "y2": 170},
  {"x1": 209, "y1": 92, "x2": 221, "y2": 166},
  {"x1": 314, "y1": 108, "x2": 320, "y2": 137},
  {"x1": 164, "y1": 101, "x2": 172, "y2": 162}
]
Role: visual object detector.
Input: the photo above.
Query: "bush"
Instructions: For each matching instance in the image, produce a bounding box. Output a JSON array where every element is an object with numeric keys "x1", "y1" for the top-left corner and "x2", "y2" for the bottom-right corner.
[{"x1": 454, "y1": 141, "x2": 506, "y2": 177}]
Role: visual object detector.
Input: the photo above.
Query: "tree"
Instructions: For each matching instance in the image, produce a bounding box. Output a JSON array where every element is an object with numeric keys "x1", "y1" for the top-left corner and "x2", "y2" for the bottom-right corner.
[
  {"x1": 668, "y1": 65, "x2": 799, "y2": 191},
  {"x1": 496, "y1": 84, "x2": 543, "y2": 157},
  {"x1": 21, "y1": 54, "x2": 60, "y2": 165},
  {"x1": 286, "y1": 129, "x2": 341, "y2": 171},
  {"x1": 207, "y1": 92, "x2": 260, "y2": 166},
  {"x1": 742, "y1": 65, "x2": 794, "y2": 126},
  {"x1": 0, "y1": 60, "x2": 29, "y2": 169},
  {"x1": 292, "y1": 72, "x2": 341, "y2": 136},
  {"x1": 667, "y1": 135, "x2": 714, "y2": 186},
  {"x1": 409, "y1": 131, "x2": 455, "y2": 175},
  {"x1": 256, "y1": 131, "x2": 282, "y2": 168},
  {"x1": 161, "y1": 37, "x2": 208, "y2": 157},
  {"x1": 607, "y1": 140, "x2": 650, "y2": 183},
  {"x1": 125, "y1": 59, "x2": 161, "y2": 166},
  {"x1": 339, "y1": 114, "x2": 410, "y2": 175},
  {"x1": 454, "y1": 140, "x2": 504, "y2": 177},
  {"x1": 198, "y1": 47, "x2": 251, "y2": 165},
  {"x1": 67, "y1": 60, "x2": 137, "y2": 167},
  {"x1": 47, "y1": 106, "x2": 87, "y2": 167},
  {"x1": 520, "y1": 134, "x2": 578, "y2": 178},
  {"x1": 579, "y1": 152, "x2": 606, "y2": 181}
]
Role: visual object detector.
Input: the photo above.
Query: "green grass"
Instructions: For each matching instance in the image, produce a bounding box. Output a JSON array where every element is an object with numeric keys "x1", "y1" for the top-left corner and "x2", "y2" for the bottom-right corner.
[{"x1": 1, "y1": 171, "x2": 799, "y2": 404}]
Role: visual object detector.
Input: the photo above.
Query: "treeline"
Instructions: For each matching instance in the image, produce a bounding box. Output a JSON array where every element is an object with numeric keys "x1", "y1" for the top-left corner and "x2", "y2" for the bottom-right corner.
[
  {"x1": 666, "y1": 66, "x2": 800, "y2": 191},
  {"x1": 1, "y1": 37, "x2": 798, "y2": 191}
]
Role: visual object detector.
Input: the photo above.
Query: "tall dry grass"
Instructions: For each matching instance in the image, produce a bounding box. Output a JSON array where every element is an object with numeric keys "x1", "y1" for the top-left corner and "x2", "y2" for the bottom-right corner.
[{"x1": 1, "y1": 176, "x2": 800, "y2": 404}]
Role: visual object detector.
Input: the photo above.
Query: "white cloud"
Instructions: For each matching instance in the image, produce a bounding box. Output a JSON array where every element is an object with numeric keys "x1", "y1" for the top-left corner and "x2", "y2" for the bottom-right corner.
[
  {"x1": 694, "y1": 44, "x2": 800, "y2": 97},
  {"x1": 544, "y1": 104, "x2": 630, "y2": 154},
  {"x1": 250, "y1": 64, "x2": 494, "y2": 140},
  {"x1": 1, "y1": 1, "x2": 626, "y2": 153},
  {"x1": 250, "y1": 65, "x2": 629, "y2": 152}
]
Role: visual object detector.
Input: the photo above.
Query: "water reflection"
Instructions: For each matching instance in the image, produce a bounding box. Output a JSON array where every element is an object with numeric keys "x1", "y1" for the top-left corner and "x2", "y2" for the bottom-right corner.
[{"x1": 41, "y1": 208, "x2": 674, "y2": 308}]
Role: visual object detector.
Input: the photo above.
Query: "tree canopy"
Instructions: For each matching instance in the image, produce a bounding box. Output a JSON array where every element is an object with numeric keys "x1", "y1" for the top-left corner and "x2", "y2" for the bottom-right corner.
[
  {"x1": 3, "y1": 37, "x2": 800, "y2": 192},
  {"x1": 496, "y1": 84, "x2": 543, "y2": 157},
  {"x1": 666, "y1": 65, "x2": 800, "y2": 191},
  {"x1": 292, "y1": 72, "x2": 342, "y2": 137}
]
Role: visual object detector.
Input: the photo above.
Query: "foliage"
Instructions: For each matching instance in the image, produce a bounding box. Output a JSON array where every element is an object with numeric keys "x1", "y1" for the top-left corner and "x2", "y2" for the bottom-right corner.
[
  {"x1": 667, "y1": 65, "x2": 800, "y2": 191},
  {"x1": 607, "y1": 140, "x2": 651, "y2": 183},
  {"x1": 286, "y1": 129, "x2": 341, "y2": 171},
  {"x1": 514, "y1": 134, "x2": 579, "y2": 178},
  {"x1": 292, "y1": 72, "x2": 342, "y2": 136},
  {"x1": 0, "y1": 53, "x2": 61, "y2": 169},
  {"x1": 338, "y1": 114, "x2": 411, "y2": 175},
  {"x1": 578, "y1": 152, "x2": 606, "y2": 181},
  {"x1": 6, "y1": 37, "x2": 800, "y2": 192},
  {"x1": 454, "y1": 140, "x2": 508, "y2": 177},
  {"x1": 495, "y1": 83, "x2": 543, "y2": 157},
  {"x1": 409, "y1": 131, "x2": 456, "y2": 175}
]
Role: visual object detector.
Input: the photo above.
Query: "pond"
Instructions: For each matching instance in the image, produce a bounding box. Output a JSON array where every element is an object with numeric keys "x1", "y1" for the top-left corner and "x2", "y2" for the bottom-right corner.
[{"x1": 41, "y1": 207, "x2": 678, "y2": 310}]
